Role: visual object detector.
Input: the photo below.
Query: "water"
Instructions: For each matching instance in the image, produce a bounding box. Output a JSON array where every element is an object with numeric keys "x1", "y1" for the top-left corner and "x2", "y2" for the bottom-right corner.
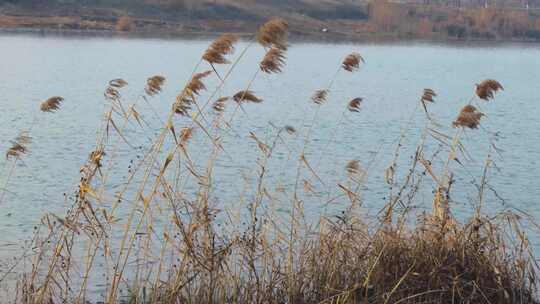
[{"x1": 0, "y1": 33, "x2": 540, "y2": 296}]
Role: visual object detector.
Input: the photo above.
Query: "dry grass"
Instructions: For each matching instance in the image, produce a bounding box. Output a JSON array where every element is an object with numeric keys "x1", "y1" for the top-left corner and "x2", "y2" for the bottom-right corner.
[{"x1": 0, "y1": 18, "x2": 538, "y2": 304}]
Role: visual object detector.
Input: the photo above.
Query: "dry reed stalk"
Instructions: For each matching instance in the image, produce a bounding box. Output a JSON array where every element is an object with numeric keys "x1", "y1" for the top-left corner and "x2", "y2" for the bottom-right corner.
[
  {"x1": 475, "y1": 79, "x2": 503, "y2": 100},
  {"x1": 202, "y1": 34, "x2": 239, "y2": 64},
  {"x1": 257, "y1": 18, "x2": 289, "y2": 50},
  {"x1": 40, "y1": 96, "x2": 64, "y2": 112},
  {"x1": 89, "y1": 149, "x2": 105, "y2": 167},
  {"x1": 145, "y1": 75, "x2": 166, "y2": 96},
  {"x1": 342, "y1": 52, "x2": 364, "y2": 72}
]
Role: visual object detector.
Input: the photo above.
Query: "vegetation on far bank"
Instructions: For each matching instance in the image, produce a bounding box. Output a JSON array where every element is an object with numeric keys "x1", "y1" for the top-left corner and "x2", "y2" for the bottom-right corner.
[{"x1": 1, "y1": 0, "x2": 540, "y2": 41}]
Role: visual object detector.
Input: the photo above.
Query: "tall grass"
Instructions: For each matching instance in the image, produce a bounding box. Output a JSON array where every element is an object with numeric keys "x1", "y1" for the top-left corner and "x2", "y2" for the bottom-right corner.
[{"x1": 0, "y1": 19, "x2": 538, "y2": 304}]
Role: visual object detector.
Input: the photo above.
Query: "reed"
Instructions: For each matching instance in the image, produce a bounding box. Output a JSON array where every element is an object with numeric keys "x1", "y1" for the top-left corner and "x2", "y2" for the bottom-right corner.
[
  {"x1": 0, "y1": 18, "x2": 537, "y2": 304},
  {"x1": 145, "y1": 75, "x2": 166, "y2": 96},
  {"x1": 40, "y1": 96, "x2": 64, "y2": 112}
]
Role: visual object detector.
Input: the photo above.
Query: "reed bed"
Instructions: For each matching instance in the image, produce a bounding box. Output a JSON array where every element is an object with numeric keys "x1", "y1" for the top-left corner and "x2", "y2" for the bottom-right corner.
[{"x1": 0, "y1": 18, "x2": 538, "y2": 304}]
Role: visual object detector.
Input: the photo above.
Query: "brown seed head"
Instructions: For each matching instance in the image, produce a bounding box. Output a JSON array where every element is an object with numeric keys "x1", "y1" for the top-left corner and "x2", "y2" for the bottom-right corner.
[
  {"x1": 348, "y1": 97, "x2": 363, "y2": 112},
  {"x1": 213, "y1": 97, "x2": 229, "y2": 113},
  {"x1": 109, "y1": 79, "x2": 128, "y2": 88},
  {"x1": 179, "y1": 127, "x2": 194, "y2": 143},
  {"x1": 105, "y1": 87, "x2": 121, "y2": 101},
  {"x1": 284, "y1": 125, "x2": 296, "y2": 134},
  {"x1": 475, "y1": 79, "x2": 503, "y2": 101},
  {"x1": 6, "y1": 143, "x2": 27, "y2": 160},
  {"x1": 260, "y1": 47, "x2": 286, "y2": 74},
  {"x1": 173, "y1": 98, "x2": 191, "y2": 116},
  {"x1": 202, "y1": 33, "x2": 239, "y2": 64},
  {"x1": 40, "y1": 96, "x2": 64, "y2": 113},
  {"x1": 6, "y1": 132, "x2": 31, "y2": 160},
  {"x1": 187, "y1": 71, "x2": 212, "y2": 96},
  {"x1": 421, "y1": 88, "x2": 437, "y2": 103},
  {"x1": 342, "y1": 52, "x2": 364, "y2": 72},
  {"x1": 14, "y1": 132, "x2": 32, "y2": 145},
  {"x1": 453, "y1": 105, "x2": 484, "y2": 129},
  {"x1": 233, "y1": 90, "x2": 262, "y2": 103},
  {"x1": 145, "y1": 75, "x2": 166, "y2": 96},
  {"x1": 311, "y1": 89, "x2": 328, "y2": 105},
  {"x1": 346, "y1": 160, "x2": 362, "y2": 175},
  {"x1": 257, "y1": 18, "x2": 288, "y2": 50},
  {"x1": 173, "y1": 71, "x2": 212, "y2": 116}
]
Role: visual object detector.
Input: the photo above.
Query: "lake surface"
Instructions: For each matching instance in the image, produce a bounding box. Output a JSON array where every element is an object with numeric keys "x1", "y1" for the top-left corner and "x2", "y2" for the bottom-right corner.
[{"x1": 0, "y1": 33, "x2": 539, "y2": 297}]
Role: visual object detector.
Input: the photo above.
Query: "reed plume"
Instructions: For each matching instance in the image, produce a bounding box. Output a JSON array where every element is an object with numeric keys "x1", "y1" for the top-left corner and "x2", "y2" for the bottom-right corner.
[
  {"x1": 202, "y1": 34, "x2": 239, "y2": 65},
  {"x1": 257, "y1": 18, "x2": 288, "y2": 50},
  {"x1": 145, "y1": 75, "x2": 166, "y2": 96},
  {"x1": 6, "y1": 133, "x2": 31, "y2": 159},
  {"x1": 453, "y1": 105, "x2": 484, "y2": 129},
  {"x1": 347, "y1": 97, "x2": 363, "y2": 112},
  {"x1": 187, "y1": 71, "x2": 212, "y2": 95},
  {"x1": 420, "y1": 88, "x2": 436, "y2": 117},
  {"x1": 14, "y1": 132, "x2": 31, "y2": 145},
  {"x1": 475, "y1": 79, "x2": 503, "y2": 100},
  {"x1": 233, "y1": 90, "x2": 262, "y2": 103},
  {"x1": 260, "y1": 47, "x2": 286, "y2": 74},
  {"x1": 40, "y1": 96, "x2": 64, "y2": 113},
  {"x1": 212, "y1": 97, "x2": 229, "y2": 113},
  {"x1": 173, "y1": 96, "x2": 191, "y2": 116},
  {"x1": 284, "y1": 125, "x2": 296, "y2": 134},
  {"x1": 104, "y1": 86, "x2": 121, "y2": 101},
  {"x1": 346, "y1": 159, "x2": 361, "y2": 175},
  {"x1": 179, "y1": 127, "x2": 194, "y2": 143},
  {"x1": 173, "y1": 71, "x2": 212, "y2": 116},
  {"x1": 108, "y1": 78, "x2": 128, "y2": 88},
  {"x1": 421, "y1": 88, "x2": 437, "y2": 103},
  {"x1": 6, "y1": 143, "x2": 27, "y2": 159},
  {"x1": 342, "y1": 52, "x2": 364, "y2": 72},
  {"x1": 311, "y1": 89, "x2": 328, "y2": 105}
]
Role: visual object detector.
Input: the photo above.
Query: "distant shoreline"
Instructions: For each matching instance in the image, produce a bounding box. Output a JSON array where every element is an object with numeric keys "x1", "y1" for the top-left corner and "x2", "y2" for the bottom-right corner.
[{"x1": 2, "y1": 26, "x2": 540, "y2": 46}]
